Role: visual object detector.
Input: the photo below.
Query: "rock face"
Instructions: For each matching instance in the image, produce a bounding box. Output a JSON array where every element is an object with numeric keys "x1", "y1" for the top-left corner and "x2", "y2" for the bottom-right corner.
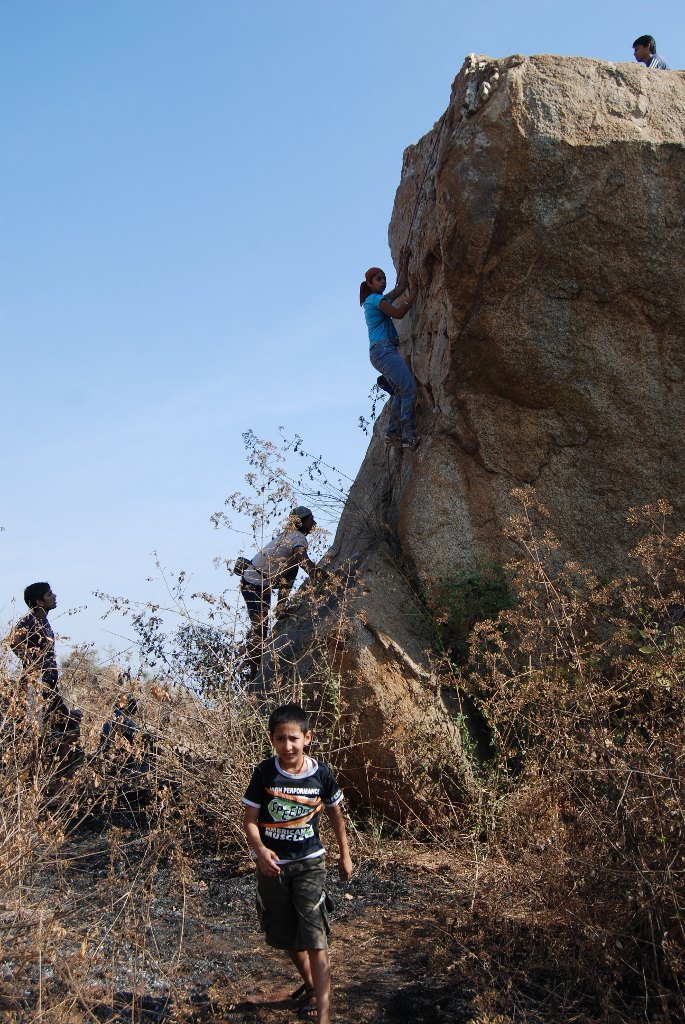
[
  {"x1": 339, "y1": 52, "x2": 685, "y2": 582},
  {"x1": 285, "y1": 56, "x2": 685, "y2": 817}
]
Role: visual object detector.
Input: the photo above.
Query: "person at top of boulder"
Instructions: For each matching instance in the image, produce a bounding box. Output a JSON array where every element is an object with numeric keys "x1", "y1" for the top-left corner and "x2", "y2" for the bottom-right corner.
[
  {"x1": 633, "y1": 35, "x2": 669, "y2": 69},
  {"x1": 360, "y1": 247, "x2": 419, "y2": 449}
]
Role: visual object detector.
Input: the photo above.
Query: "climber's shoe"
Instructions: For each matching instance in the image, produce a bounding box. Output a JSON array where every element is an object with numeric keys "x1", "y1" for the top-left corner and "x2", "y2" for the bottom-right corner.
[{"x1": 377, "y1": 374, "x2": 396, "y2": 396}]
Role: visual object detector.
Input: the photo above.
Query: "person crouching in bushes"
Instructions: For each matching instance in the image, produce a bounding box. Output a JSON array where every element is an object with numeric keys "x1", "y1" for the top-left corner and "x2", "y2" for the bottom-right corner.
[{"x1": 360, "y1": 245, "x2": 419, "y2": 448}]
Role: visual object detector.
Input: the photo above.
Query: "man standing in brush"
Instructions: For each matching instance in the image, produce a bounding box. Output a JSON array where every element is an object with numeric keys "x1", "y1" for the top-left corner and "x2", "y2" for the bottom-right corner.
[{"x1": 5, "y1": 582, "x2": 81, "y2": 745}]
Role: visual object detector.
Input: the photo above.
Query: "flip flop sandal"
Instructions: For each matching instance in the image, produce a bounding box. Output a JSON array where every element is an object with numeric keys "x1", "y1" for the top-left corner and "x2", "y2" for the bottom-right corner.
[
  {"x1": 290, "y1": 984, "x2": 315, "y2": 1003},
  {"x1": 298, "y1": 995, "x2": 318, "y2": 1021}
]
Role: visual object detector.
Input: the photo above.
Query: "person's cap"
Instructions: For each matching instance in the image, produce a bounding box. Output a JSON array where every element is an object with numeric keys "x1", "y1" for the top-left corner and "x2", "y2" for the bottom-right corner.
[{"x1": 292, "y1": 506, "x2": 314, "y2": 522}]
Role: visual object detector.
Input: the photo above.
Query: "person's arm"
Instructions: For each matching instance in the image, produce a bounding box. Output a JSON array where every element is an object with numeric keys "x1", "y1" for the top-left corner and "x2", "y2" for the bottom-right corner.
[
  {"x1": 379, "y1": 278, "x2": 418, "y2": 321},
  {"x1": 324, "y1": 802, "x2": 353, "y2": 881},
  {"x1": 5, "y1": 620, "x2": 31, "y2": 662},
  {"x1": 274, "y1": 548, "x2": 327, "y2": 617},
  {"x1": 385, "y1": 245, "x2": 411, "y2": 302},
  {"x1": 291, "y1": 545, "x2": 324, "y2": 580},
  {"x1": 243, "y1": 805, "x2": 282, "y2": 876}
]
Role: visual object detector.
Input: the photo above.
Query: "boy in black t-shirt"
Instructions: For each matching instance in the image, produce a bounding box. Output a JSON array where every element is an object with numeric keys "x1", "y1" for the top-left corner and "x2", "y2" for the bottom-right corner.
[{"x1": 242, "y1": 704, "x2": 353, "y2": 1024}]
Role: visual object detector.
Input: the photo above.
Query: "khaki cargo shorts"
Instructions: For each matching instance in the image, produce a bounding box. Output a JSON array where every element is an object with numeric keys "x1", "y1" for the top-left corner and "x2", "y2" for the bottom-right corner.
[{"x1": 256, "y1": 857, "x2": 332, "y2": 951}]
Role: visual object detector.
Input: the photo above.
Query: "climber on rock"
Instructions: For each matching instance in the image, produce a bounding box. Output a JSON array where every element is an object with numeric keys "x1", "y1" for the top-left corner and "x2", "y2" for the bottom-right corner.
[
  {"x1": 632, "y1": 35, "x2": 669, "y2": 69},
  {"x1": 360, "y1": 246, "x2": 419, "y2": 449},
  {"x1": 238, "y1": 507, "x2": 323, "y2": 675}
]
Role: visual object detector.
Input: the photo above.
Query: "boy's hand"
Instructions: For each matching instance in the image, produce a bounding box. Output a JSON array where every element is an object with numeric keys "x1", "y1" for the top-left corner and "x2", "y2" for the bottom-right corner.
[
  {"x1": 338, "y1": 853, "x2": 353, "y2": 882},
  {"x1": 256, "y1": 847, "x2": 281, "y2": 877}
]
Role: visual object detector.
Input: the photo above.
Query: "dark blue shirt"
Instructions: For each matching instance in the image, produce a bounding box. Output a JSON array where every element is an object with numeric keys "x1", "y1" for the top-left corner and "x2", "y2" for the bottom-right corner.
[
  {"x1": 243, "y1": 755, "x2": 343, "y2": 864},
  {"x1": 9, "y1": 612, "x2": 58, "y2": 687}
]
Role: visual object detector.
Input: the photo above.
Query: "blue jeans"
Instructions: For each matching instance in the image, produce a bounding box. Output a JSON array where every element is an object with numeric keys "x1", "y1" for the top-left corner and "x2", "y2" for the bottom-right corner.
[{"x1": 369, "y1": 341, "x2": 417, "y2": 440}]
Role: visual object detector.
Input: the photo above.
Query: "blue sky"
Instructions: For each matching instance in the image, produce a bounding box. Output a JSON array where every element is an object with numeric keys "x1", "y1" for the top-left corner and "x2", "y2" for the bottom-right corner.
[{"x1": 2, "y1": 1, "x2": 683, "y2": 663}]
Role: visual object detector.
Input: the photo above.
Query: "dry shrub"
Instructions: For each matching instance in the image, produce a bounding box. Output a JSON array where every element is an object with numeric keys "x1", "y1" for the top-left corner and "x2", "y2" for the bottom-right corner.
[
  {"x1": 0, "y1": 434, "x2": 362, "y2": 1020},
  {"x1": 0, "y1": 646, "x2": 271, "y2": 1021},
  {"x1": 0, "y1": 594, "x2": 359, "y2": 1020},
  {"x1": 453, "y1": 493, "x2": 685, "y2": 1021}
]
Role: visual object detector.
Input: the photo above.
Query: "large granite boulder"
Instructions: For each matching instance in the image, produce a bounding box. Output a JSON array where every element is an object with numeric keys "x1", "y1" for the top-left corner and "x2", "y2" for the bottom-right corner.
[{"x1": 281, "y1": 55, "x2": 685, "y2": 817}]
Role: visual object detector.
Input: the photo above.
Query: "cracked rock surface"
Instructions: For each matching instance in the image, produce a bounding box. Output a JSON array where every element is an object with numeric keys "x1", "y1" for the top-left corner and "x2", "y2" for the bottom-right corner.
[
  {"x1": 283, "y1": 55, "x2": 685, "y2": 816},
  {"x1": 338, "y1": 53, "x2": 685, "y2": 586}
]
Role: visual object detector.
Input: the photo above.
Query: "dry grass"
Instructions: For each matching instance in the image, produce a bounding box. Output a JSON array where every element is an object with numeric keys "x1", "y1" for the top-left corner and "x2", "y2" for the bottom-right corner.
[
  {"x1": 1, "y1": 487, "x2": 683, "y2": 1022},
  {"x1": 442, "y1": 494, "x2": 685, "y2": 1022},
  {"x1": 0, "y1": 610, "x2": 360, "y2": 1023}
]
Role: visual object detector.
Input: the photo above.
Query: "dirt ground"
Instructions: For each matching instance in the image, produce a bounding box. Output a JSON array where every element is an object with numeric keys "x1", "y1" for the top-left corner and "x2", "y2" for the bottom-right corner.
[
  {"x1": 7, "y1": 792, "x2": 661, "y2": 1024},
  {"x1": 19, "y1": 817, "x2": 482, "y2": 1024},
  {"x1": 190, "y1": 854, "x2": 473, "y2": 1024}
]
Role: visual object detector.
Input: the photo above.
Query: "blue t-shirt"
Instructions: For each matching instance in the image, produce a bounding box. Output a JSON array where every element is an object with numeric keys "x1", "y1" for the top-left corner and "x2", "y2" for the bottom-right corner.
[{"x1": 363, "y1": 293, "x2": 399, "y2": 345}]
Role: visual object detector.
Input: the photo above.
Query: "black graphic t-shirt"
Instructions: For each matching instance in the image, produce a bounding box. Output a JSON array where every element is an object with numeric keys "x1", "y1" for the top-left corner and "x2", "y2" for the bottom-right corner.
[{"x1": 242, "y1": 756, "x2": 343, "y2": 863}]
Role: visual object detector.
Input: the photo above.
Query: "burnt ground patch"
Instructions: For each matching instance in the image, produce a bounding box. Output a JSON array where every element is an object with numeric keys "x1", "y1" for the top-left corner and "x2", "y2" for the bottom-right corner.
[{"x1": 18, "y1": 822, "x2": 477, "y2": 1024}]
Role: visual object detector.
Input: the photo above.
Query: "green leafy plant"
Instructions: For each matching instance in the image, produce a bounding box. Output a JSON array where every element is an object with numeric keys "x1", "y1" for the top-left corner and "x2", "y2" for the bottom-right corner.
[{"x1": 438, "y1": 560, "x2": 515, "y2": 663}]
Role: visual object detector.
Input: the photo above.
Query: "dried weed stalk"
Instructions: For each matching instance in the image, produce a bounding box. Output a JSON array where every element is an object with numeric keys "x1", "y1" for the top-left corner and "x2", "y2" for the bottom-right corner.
[
  {"x1": 0, "y1": 432, "x2": 361, "y2": 1021},
  {"x1": 448, "y1": 493, "x2": 685, "y2": 1021}
]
